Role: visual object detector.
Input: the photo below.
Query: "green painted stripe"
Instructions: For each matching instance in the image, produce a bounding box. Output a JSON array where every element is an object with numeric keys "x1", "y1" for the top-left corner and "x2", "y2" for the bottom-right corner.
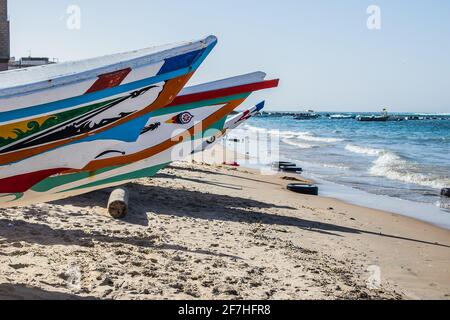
[
  {"x1": 201, "y1": 117, "x2": 227, "y2": 139},
  {"x1": 62, "y1": 162, "x2": 170, "y2": 193},
  {"x1": 0, "y1": 193, "x2": 24, "y2": 202},
  {"x1": 0, "y1": 97, "x2": 122, "y2": 148},
  {"x1": 32, "y1": 165, "x2": 124, "y2": 192}
]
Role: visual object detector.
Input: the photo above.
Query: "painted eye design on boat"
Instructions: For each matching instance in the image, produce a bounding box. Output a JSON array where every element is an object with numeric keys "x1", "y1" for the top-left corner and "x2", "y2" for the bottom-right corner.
[
  {"x1": 206, "y1": 136, "x2": 216, "y2": 144},
  {"x1": 166, "y1": 112, "x2": 194, "y2": 125}
]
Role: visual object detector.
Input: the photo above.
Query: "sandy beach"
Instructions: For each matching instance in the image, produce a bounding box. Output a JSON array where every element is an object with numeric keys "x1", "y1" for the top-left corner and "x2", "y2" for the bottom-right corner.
[
  {"x1": 2, "y1": 0, "x2": 450, "y2": 305},
  {"x1": 0, "y1": 145, "x2": 449, "y2": 300}
]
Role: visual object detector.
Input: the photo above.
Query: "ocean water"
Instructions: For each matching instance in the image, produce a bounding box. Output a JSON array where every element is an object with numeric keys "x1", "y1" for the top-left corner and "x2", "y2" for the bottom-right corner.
[{"x1": 226, "y1": 113, "x2": 450, "y2": 228}]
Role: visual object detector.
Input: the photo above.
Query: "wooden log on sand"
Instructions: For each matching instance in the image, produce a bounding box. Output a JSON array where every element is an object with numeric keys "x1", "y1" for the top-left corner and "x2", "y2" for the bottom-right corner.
[{"x1": 107, "y1": 188, "x2": 129, "y2": 219}]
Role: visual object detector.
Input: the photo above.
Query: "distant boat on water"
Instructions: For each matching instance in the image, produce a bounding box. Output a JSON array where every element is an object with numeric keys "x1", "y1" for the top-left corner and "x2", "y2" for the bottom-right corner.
[
  {"x1": 294, "y1": 110, "x2": 320, "y2": 120},
  {"x1": 329, "y1": 114, "x2": 355, "y2": 120},
  {"x1": 356, "y1": 108, "x2": 389, "y2": 122}
]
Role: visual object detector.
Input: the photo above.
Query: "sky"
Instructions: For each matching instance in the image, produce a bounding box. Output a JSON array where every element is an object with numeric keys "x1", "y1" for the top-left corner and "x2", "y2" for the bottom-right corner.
[{"x1": 7, "y1": 0, "x2": 450, "y2": 112}]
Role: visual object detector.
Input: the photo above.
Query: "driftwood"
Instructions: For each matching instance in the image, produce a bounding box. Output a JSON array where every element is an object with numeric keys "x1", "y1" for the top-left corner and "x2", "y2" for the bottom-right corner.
[{"x1": 107, "y1": 188, "x2": 129, "y2": 219}]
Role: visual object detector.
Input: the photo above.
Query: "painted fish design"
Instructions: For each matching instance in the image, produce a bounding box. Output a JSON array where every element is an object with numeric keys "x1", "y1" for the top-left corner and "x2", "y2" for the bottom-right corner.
[{"x1": 0, "y1": 85, "x2": 160, "y2": 154}]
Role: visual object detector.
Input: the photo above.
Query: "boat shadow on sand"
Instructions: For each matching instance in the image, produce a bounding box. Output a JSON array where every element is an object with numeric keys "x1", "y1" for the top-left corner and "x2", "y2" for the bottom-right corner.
[
  {"x1": 122, "y1": 182, "x2": 450, "y2": 249},
  {"x1": 1, "y1": 180, "x2": 448, "y2": 250},
  {"x1": 51, "y1": 178, "x2": 450, "y2": 249},
  {"x1": 168, "y1": 164, "x2": 283, "y2": 187},
  {"x1": 0, "y1": 215, "x2": 242, "y2": 260}
]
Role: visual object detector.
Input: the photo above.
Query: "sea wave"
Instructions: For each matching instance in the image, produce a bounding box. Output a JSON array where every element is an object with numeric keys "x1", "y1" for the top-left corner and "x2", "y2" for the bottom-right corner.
[
  {"x1": 244, "y1": 125, "x2": 344, "y2": 143},
  {"x1": 369, "y1": 152, "x2": 450, "y2": 189},
  {"x1": 282, "y1": 138, "x2": 318, "y2": 149},
  {"x1": 244, "y1": 124, "x2": 269, "y2": 133},
  {"x1": 345, "y1": 144, "x2": 383, "y2": 156},
  {"x1": 322, "y1": 163, "x2": 350, "y2": 170},
  {"x1": 295, "y1": 132, "x2": 344, "y2": 143},
  {"x1": 345, "y1": 144, "x2": 449, "y2": 189}
]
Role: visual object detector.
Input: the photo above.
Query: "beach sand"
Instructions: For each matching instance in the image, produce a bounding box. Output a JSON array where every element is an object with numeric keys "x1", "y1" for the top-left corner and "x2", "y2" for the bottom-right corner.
[{"x1": 1, "y1": 147, "x2": 450, "y2": 300}]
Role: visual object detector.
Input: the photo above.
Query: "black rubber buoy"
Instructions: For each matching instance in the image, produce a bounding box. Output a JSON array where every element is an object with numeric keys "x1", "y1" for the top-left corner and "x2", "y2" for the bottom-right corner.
[
  {"x1": 442, "y1": 188, "x2": 450, "y2": 198},
  {"x1": 273, "y1": 161, "x2": 296, "y2": 168},
  {"x1": 279, "y1": 164, "x2": 302, "y2": 169},
  {"x1": 287, "y1": 184, "x2": 319, "y2": 196},
  {"x1": 280, "y1": 166, "x2": 303, "y2": 173}
]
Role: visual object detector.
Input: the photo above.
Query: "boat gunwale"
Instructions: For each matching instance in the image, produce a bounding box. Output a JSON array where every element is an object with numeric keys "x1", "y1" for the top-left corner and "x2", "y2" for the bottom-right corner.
[
  {"x1": 0, "y1": 36, "x2": 217, "y2": 99},
  {"x1": 0, "y1": 37, "x2": 217, "y2": 124}
]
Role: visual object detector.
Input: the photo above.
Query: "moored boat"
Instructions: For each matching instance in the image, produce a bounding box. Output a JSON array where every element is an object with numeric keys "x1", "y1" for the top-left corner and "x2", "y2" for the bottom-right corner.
[
  {"x1": 0, "y1": 73, "x2": 279, "y2": 207},
  {"x1": 294, "y1": 110, "x2": 320, "y2": 120},
  {"x1": 356, "y1": 108, "x2": 389, "y2": 122},
  {"x1": 329, "y1": 114, "x2": 355, "y2": 120},
  {"x1": 356, "y1": 115, "x2": 389, "y2": 122},
  {"x1": 0, "y1": 36, "x2": 217, "y2": 166}
]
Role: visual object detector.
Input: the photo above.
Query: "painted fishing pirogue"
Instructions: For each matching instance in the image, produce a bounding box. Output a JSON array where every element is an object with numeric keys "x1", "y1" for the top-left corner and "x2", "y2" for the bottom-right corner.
[
  {"x1": 0, "y1": 36, "x2": 217, "y2": 191},
  {"x1": 0, "y1": 72, "x2": 279, "y2": 207}
]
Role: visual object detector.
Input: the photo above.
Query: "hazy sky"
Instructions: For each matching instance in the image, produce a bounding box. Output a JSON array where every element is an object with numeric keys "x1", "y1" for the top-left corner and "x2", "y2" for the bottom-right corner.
[{"x1": 8, "y1": 0, "x2": 450, "y2": 112}]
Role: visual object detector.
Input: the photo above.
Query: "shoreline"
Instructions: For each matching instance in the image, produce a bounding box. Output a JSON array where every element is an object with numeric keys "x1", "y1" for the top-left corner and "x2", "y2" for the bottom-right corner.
[
  {"x1": 0, "y1": 149, "x2": 449, "y2": 299},
  {"x1": 223, "y1": 165, "x2": 450, "y2": 233},
  {"x1": 314, "y1": 176, "x2": 450, "y2": 231},
  {"x1": 237, "y1": 116, "x2": 450, "y2": 227},
  {"x1": 220, "y1": 138, "x2": 450, "y2": 231}
]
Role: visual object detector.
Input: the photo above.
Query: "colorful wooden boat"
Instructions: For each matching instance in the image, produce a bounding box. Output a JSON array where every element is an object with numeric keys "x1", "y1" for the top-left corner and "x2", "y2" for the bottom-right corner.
[
  {"x1": 0, "y1": 73, "x2": 279, "y2": 207},
  {"x1": 0, "y1": 72, "x2": 276, "y2": 193},
  {"x1": 194, "y1": 101, "x2": 265, "y2": 153},
  {"x1": 0, "y1": 36, "x2": 217, "y2": 167}
]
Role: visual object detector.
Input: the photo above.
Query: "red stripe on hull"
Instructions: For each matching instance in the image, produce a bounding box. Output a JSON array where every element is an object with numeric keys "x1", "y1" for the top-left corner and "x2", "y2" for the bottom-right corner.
[
  {"x1": 0, "y1": 168, "x2": 68, "y2": 193},
  {"x1": 85, "y1": 68, "x2": 132, "y2": 94},
  {"x1": 168, "y1": 79, "x2": 280, "y2": 107}
]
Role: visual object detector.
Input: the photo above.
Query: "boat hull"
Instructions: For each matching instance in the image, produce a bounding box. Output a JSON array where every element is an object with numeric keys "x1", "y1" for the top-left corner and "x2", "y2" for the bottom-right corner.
[
  {"x1": 0, "y1": 101, "x2": 239, "y2": 207},
  {"x1": 0, "y1": 37, "x2": 217, "y2": 166},
  {"x1": 0, "y1": 74, "x2": 279, "y2": 207},
  {"x1": 356, "y1": 116, "x2": 389, "y2": 122}
]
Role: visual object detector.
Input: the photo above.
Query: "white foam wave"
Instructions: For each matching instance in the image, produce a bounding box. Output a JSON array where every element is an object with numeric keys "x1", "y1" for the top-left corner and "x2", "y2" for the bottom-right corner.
[
  {"x1": 244, "y1": 125, "x2": 344, "y2": 143},
  {"x1": 345, "y1": 144, "x2": 449, "y2": 189},
  {"x1": 282, "y1": 138, "x2": 317, "y2": 149},
  {"x1": 369, "y1": 152, "x2": 450, "y2": 189},
  {"x1": 322, "y1": 164, "x2": 350, "y2": 170},
  {"x1": 244, "y1": 124, "x2": 268, "y2": 133},
  {"x1": 345, "y1": 144, "x2": 383, "y2": 156},
  {"x1": 295, "y1": 132, "x2": 344, "y2": 143}
]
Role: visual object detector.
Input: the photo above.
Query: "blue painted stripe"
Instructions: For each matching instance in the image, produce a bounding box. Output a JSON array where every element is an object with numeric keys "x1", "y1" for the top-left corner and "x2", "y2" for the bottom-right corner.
[
  {"x1": 79, "y1": 115, "x2": 150, "y2": 143},
  {"x1": 157, "y1": 50, "x2": 203, "y2": 75},
  {"x1": 0, "y1": 46, "x2": 213, "y2": 123},
  {"x1": 0, "y1": 69, "x2": 186, "y2": 123},
  {"x1": 255, "y1": 101, "x2": 265, "y2": 112},
  {"x1": 191, "y1": 39, "x2": 217, "y2": 70},
  {"x1": 72, "y1": 42, "x2": 217, "y2": 145}
]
